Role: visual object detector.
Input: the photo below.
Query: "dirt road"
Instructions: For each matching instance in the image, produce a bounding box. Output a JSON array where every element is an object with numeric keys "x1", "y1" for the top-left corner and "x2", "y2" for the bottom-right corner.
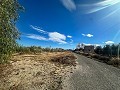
[{"x1": 65, "y1": 54, "x2": 120, "y2": 90}]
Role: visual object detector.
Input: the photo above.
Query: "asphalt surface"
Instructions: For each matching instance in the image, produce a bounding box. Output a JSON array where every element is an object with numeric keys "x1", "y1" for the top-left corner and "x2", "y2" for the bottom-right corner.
[{"x1": 67, "y1": 54, "x2": 120, "y2": 90}]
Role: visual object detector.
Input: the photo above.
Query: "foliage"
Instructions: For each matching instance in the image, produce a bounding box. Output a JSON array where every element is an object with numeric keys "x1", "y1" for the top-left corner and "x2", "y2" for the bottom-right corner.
[
  {"x1": 16, "y1": 46, "x2": 65, "y2": 54},
  {"x1": 0, "y1": 0, "x2": 24, "y2": 63},
  {"x1": 102, "y1": 45, "x2": 111, "y2": 56},
  {"x1": 94, "y1": 46, "x2": 103, "y2": 55},
  {"x1": 95, "y1": 44, "x2": 120, "y2": 57}
]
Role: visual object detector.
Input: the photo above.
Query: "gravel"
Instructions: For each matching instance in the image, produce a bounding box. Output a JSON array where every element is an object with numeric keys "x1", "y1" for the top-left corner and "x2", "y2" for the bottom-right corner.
[{"x1": 64, "y1": 54, "x2": 120, "y2": 90}]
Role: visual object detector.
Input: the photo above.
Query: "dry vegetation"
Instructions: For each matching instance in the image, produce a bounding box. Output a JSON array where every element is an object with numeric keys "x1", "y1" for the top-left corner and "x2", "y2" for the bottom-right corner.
[
  {"x1": 75, "y1": 51, "x2": 120, "y2": 68},
  {"x1": 0, "y1": 52, "x2": 77, "y2": 90}
]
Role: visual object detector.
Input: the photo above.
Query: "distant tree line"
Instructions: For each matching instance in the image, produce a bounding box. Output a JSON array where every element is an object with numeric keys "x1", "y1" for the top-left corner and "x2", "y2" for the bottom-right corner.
[
  {"x1": 95, "y1": 44, "x2": 120, "y2": 57},
  {"x1": 16, "y1": 45, "x2": 65, "y2": 54}
]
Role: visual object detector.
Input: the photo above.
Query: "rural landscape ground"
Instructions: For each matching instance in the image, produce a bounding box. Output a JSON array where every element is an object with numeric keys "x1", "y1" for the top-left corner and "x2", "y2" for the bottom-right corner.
[
  {"x1": 1, "y1": 0, "x2": 120, "y2": 90},
  {"x1": 0, "y1": 51, "x2": 120, "y2": 90},
  {"x1": 0, "y1": 52, "x2": 77, "y2": 90}
]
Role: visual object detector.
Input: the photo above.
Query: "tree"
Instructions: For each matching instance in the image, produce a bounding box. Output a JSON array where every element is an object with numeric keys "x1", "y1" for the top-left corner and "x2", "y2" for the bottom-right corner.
[
  {"x1": 0, "y1": 0, "x2": 24, "y2": 63},
  {"x1": 94, "y1": 46, "x2": 103, "y2": 54},
  {"x1": 111, "y1": 44, "x2": 117, "y2": 56},
  {"x1": 102, "y1": 45, "x2": 111, "y2": 56}
]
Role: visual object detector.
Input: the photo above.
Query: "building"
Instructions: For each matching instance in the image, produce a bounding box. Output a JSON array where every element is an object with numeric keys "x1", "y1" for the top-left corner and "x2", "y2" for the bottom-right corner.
[
  {"x1": 76, "y1": 43, "x2": 94, "y2": 53},
  {"x1": 84, "y1": 46, "x2": 94, "y2": 53}
]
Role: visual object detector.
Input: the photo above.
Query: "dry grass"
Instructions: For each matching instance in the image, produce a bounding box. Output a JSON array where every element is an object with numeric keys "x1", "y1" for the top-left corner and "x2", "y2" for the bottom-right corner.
[
  {"x1": 0, "y1": 52, "x2": 76, "y2": 90},
  {"x1": 75, "y1": 51, "x2": 120, "y2": 68},
  {"x1": 51, "y1": 52, "x2": 77, "y2": 66}
]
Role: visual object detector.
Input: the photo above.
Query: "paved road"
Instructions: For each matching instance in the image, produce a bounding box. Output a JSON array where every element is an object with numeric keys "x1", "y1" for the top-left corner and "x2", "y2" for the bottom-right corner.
[{"x1": 67, "y1": 54, "x2": 120, "y2": 90}]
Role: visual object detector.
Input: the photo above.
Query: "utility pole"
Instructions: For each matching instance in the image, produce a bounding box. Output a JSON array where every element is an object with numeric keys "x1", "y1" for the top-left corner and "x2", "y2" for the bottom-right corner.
[
  {"x1": 118, "y1": 43, "x2": 120, "y2": 60},
  {"x1": 110, "y1": 46, "x2": 112, "y2": 58}
]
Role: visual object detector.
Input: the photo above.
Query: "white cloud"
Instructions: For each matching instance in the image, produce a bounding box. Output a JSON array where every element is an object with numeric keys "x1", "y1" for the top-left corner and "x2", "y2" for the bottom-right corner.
[
  {"x1": 95, "y1": 44, "x2": 101, "y2": 47},
  {"x1": 49, "y1": 32, "x2": 67, "y2": 44},
  {"x1": 87, "y1": 34, "x2": 93, "y2": 37},
  {"x1": 83, "y1": 43, "x2": 101, "y2": 47},
  {"x1": 67, "y1": 35, "x2": 72, "y2": 38},
  {"x1": 78, "y1": 0, "x2": 120, "y2": 14},
  {"x1": 105, "y1": 41, "x2": 114, "y2": 44},
  {"x1": 83, "y1": 43, "x2": 92, "y2": 46},
  {"x1": 26, "y1": 32, "x2": 67, "y2": 44},
  {"x1": 26, "y1": 34, "x2": 47, "y2": 41},
  {"x1": 82, "y1": 34, "x2": 93, "y2": 37},
  {"x1": 29, "y1": 25, "x2": 70, "y2": 44},
  {"x1": 30, "y1": 25, "x2": 48, "y2": 34},
  {"x1": 60, "y1": 0, "x2": 76, "y2": 11}
]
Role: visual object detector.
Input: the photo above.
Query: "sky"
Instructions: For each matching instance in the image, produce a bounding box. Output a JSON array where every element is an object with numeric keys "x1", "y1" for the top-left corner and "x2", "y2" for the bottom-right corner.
[{"x1": 17, "y1": 0, "x2": 120, "y2": 49}]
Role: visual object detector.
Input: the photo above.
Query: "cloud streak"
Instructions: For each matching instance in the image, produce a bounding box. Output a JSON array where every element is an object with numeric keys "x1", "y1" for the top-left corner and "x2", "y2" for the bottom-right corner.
[
  {"x1": 26, "y1": 34, "x2": 47, "y2": 41},
  {"x1": 60, "y1": 0, "x2": 76, "y2": 12},
  {"x1": 26, "y1": 25, "x2": 72, "y2": 44},
  {"x1": 78, "y1": 0, "x2": 120, "y2": 14},
  {"x1": 30, "y1": 25, "x2": 48, "y2": 34}
]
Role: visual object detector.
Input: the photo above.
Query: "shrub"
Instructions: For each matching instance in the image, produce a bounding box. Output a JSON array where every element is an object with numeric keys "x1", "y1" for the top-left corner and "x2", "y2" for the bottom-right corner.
[
  {"x1": 91, "y1": 54, "x2": 110, "y2": 63},
  {"x1": 51, "y1": 53, "x2": 77, "y2": 66},
  {"x1": 99, "y1": 56, "x2": 110, "y2": 63},
  {"x1": 107, "y1": 59, "x2": 120, "y2": 66}
]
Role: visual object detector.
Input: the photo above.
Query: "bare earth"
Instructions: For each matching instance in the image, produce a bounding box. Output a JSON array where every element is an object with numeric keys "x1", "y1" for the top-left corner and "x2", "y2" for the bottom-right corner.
[{"x1": 0, "y1": 52, "x2": 76, "y2": 90}]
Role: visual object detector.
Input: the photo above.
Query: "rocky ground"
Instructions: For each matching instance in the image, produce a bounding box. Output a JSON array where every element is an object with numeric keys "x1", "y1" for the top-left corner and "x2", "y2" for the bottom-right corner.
[{"x1": 0, "y1": 52, "x2": 77, "y2": 90}]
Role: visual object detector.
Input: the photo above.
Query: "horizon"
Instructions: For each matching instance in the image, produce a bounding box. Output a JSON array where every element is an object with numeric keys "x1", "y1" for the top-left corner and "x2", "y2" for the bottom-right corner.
[{"x1": 17, "y1": 0, "x2": 120, "y2": 49}]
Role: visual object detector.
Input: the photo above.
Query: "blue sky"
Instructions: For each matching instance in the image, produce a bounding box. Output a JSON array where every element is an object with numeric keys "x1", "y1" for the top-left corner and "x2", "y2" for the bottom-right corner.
[{"x1": 17, "y1": 0, "x2": 120, "y2": 49}]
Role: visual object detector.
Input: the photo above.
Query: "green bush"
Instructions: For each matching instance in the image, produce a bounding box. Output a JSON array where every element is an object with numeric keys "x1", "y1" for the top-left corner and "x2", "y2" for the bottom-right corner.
[{"x1": 0, "y1": 0, "x2": 24, "y2": 63}]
